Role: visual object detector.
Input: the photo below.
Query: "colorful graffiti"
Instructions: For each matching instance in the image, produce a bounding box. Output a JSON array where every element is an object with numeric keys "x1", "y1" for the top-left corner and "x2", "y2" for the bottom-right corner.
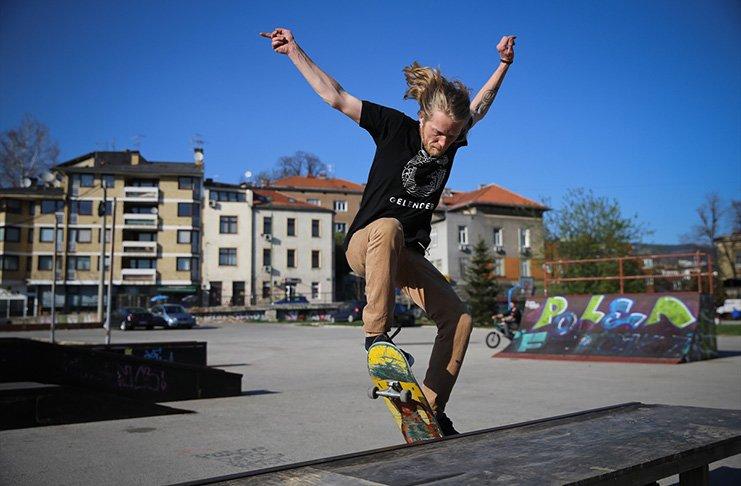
[{"x1": 504, "y1": 292, "x2": 717, "y2": 363}]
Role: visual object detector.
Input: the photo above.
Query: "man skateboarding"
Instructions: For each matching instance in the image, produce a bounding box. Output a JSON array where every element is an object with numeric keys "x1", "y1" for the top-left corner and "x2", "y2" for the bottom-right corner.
[{"x1": 260, "y1": 27, "x2": 515, "y2": 436}]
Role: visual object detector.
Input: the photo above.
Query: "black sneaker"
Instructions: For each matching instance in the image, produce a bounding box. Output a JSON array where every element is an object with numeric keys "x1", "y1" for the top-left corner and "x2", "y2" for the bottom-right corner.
[
  {"x1": 365, "y1": 331, "x2": 415, "y2": 367},
  {"x1": 435, "y1": 411, "x2": 459, "y2": 437}
]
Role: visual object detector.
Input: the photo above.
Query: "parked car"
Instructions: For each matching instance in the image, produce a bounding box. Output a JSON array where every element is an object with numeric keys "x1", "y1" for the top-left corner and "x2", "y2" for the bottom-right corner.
[
  {"x1": 717, "y1": 299, "x2": 741, "y2": 320},
  {"x1": 330, "y1": 301, "x2": 417, "y2": 327},
  {"x1": 114, "y1": 307, "x2": 166, "y2": 331},
  {"x1": 272, "y1": 295, "x2": 309, "y2": 305},
  {"x1": 150, "y1": 304, "x2": 197, "y2": 329}
]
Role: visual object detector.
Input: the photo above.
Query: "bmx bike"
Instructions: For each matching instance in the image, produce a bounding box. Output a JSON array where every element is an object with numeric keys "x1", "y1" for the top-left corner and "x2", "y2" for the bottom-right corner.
[{"x1": 485, "y1": 319, "x2": 520, "y2": 349}]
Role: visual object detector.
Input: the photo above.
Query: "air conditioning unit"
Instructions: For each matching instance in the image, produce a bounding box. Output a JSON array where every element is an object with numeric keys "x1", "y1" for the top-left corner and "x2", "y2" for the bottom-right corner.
[
  {"x1": 458, "y1": 243, "x2": 470, "y2": 252},
  {"x1": 263, "y1": 234, "x2": 272, "y2": 242},
  {"x1": 208, "y1": 200, "x2": 217, "y2": 208},
  {"x1": 71, "y1": 187, "x2": 79, "y2": 197},
  {"x1": 263, "y1": 265, "x2": 272, "y2": 273},
  {"x1": 521, "y1": 246, "x2": 532, "y2": 256},
  {"x1": 495, "y1": 245, "x2": 505, "y2": 254}
]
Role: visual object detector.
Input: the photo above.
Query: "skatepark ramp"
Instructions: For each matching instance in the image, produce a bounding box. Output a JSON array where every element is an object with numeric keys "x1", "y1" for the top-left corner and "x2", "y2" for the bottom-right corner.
[
  {"x1": 0, "y1": 338, "x2": 241, "y2": 401},
  {"x1": 171, "y1": 403, "x2": 741, "y2": 485},
  {"x1": 497, "y1": 292, "x2": 717, "y2": 363}
]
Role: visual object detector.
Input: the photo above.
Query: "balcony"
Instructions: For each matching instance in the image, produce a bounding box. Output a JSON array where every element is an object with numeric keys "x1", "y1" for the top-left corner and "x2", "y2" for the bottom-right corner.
[
  {"x1": 124, "y1": 186, "x2": 159, "y2": 202},
  {"x1": 123, "y1": 213, "x2": 158, "y2": 228},
  {"x1": 122, "y1": 241, "x2": 158, "y2": 256},
  {"x1": 121, "y1": 268, "x2": 157, "y2": 284}
]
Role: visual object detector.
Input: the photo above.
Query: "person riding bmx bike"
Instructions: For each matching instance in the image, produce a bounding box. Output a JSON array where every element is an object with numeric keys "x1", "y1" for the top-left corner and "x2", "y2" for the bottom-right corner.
[{"x1": 260, "y1": 27, "x2": 515, "y2": 435}]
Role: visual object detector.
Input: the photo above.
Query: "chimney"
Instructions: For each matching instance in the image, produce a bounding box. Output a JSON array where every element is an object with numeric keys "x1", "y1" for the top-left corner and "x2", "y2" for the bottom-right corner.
[
  {"x1": 130, "y1": 151, "x2": 141, "y2": 166},
  {"x1": 194, "y1": 147, "x2": 204, "y2": 168}
]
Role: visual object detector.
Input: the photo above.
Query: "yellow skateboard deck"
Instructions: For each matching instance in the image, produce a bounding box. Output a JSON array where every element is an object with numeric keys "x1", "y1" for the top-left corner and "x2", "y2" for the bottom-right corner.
[{"x1": 367, "y1": 342, "x2": 442, "y2": 443}]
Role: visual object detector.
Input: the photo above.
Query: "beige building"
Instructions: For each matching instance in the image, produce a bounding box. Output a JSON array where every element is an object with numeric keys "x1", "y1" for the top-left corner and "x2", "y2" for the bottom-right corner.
[
  {"x1": 428, "y1": 184, "x2": 548, "y2": 292},
  {"x1": 202, "y1": 180, "x2": 253, "y2": 306},
  {"x1": 269, "y1": 176, "x2": 364, "y2": 236},
  {"x1": 0, "y1": 149, "x2": 204, "y2": 315},
  {"x1": 715, "y1": 233, "x2": 741, "y2": 298},
  {"x1": 252, "y1": 188, "x2": 335, "y2": 304}
]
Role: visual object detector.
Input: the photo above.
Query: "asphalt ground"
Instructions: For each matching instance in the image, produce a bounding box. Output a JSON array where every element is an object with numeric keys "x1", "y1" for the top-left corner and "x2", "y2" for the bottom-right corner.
[{"x1": 1, "y1": 322, "x2": 740, "y2": 485}]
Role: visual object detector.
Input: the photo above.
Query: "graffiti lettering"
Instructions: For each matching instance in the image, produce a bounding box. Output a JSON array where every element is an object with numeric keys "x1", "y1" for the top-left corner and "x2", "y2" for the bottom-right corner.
[
  {"x1": 533, "y1": 297, "x2": 568, "y2": 329},
  {"x1": 646, "y1": 296, "x2": 696, "y2": 328}
]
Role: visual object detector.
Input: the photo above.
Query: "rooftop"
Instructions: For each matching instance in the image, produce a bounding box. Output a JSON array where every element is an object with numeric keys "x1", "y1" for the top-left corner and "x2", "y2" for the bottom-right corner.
[
  {"x1": 271, "y1": 175, "x2": 364, "y2": 193},
  {"x1": 440, "y1": 184, "x2": 549, "y2": 212}
]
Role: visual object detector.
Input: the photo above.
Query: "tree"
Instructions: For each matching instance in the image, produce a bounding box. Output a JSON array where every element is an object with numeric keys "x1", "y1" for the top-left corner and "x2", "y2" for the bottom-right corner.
[
  {"x1": 545, "y1": 188, "x2": 650, "y2": 294},
  {"x1": 274, "y1": 151, "x2": 328, "y2": 178},
  {"x1": 0, "y1": 115, "x2": 60, "y2": 188},
  {"x1": 463, "y1": 238, "x2": 501, "y2": 326}
]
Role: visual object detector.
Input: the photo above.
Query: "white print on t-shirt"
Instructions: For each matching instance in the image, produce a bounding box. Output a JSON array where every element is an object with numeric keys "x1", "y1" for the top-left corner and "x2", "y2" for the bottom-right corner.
[
  {"x1": 401, "y1": 150, "x2": 449, "y2": 198},
  {"x1": 389, "y1": 197, "x2": 436, "y2": 210}
]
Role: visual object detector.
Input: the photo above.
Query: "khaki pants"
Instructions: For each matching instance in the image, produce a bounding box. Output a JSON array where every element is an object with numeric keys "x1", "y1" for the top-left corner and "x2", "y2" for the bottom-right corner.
[{"x1": 345, "y1": 218, "x2": 473, "y2": 412}]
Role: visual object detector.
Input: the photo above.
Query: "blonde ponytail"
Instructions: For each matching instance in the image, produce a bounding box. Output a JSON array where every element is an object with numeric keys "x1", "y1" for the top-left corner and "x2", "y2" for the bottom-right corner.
[{"x1": 403, "y1": 61, "x2": 470, "y2": 122}]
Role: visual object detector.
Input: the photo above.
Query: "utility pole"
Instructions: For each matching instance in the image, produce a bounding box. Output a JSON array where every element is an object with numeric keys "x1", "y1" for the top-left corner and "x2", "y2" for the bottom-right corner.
[
  {"x1": 105, "y1": 198, "x2": 117, "y2": 345},
  {"x1": 97, "y1": 182, "x2": 108, "y2": 324},
  {"x1": 50, "y1": 211, "x2": 63, "y2": 344}
]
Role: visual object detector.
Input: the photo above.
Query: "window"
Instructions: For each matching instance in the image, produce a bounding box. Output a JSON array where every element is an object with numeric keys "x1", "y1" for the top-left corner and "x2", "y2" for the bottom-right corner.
[
  {"x1": 307, "y1": 199, "x2": 321, "y2": 206},
  {"x1": 287, "y1": 218, "x2": 296, "y2": 236},
  {"x1": 458, "y1": 226, "x2": 468, "y2": 245},
  {"x1": 96, "y1": 255, "x2": 110, "y2": 271},
  {"x1": 98, "y1": 228, "x2": 112, "y2": 243},
  {"x1": 71, "y1": 200, "x2": 93, "y2": 215},
  {"x1": 333, "y1": 200, "x2": 348, "y2": 212},
  {"x1": 263, "y1": 216, "x2": 272, "y2": 235},
  {"x1": 519, "y1": 228, "x2": 531, "y2": 249},
  {"x1": 209, "y1": 190, "x2": 245, "y2": 202},
  {"x1": 68, "y1": 256, "x2": 91, "y2": 271},
  {"x1": 76, "y1": 228, "x2": 92, "y2": 243},
  {"x1": 124, "y1": 258, "x2": 156, "y2": 269},
  {"x1": 232, "y1": 281, "x2": 245, "y2": 306},
  {"x1": 38, "y1": 255, "x2": 53, "y2": 271},
  {"x1": 102, "y1": 174, "x2": 115, "y2": 188},
  {"x1": 177, "y1": 257, "x2": 191, "y2": 271},
  {"x1": 220, "y1": 216, "x2": 238, "y2": 234},
  {"x1": 520, "y1": 259, "x2": 531, "y2": 277},
  {"x1": 178, "y1": 203, "x2": 194, "y2": 217},
  {"x1": 335, "y1": 222, "x2": 347, "y2": 234},
  {"x1": 39, "y1": 227, "x2": 55, "y2": 242},
  {"x1": 3, "y1": 199, "x2": 22, "y2": 214},
  {"x1": 493, "y1": 227, "x2": 503, "y2": 247},
  {"x1": 177, "y1": 230, "x2": 192, "y2": 244},
  {"x1": 219, "y1": 248, "x2": 237, "y2": 266},
  {"x1": 41, "y1": 200, "x2": 63, "y2": 214},
  {"x1": 28, "y1": 201, "x2": 35, "y2": 215},
  {"x1": 311, "y1": 282, "x2": 320, "y2": 299},
  {"x1": 430, "y1": 229, "x2": 438, "y2": 248},
  {"x1": 27, "y1": 228, "x2": 33, "y2": 243},
  {"x1": 312, "y1": 250, "x2": 320, "y2": 269},
  {"x1": 77, "y1": 174, "x2": 95, "y2": 187},
  {"x1": 287, "y1": 249, "x2": 296, "y2": 268},
  {"x1": 494, "y1": 258, "x2": 505, "y2": 276},
  {"x1": 0, "y1": 226, "x2": 20, "y2": 242},
  {"x1": 262, "y1": 281, "x2": 271, "y2": 299},
  {"x1": 263, "y1": 248, "x2": 272, "y2": 266},
  {"x1": 1, "y1": 255, "x2": 19, "y2": 271},
  {"x1": 311, "y1": 219, "x2": 320, "y2": 237},
  {"x1": 179, "y1": 177, "x2": 196, "y2": 190}
]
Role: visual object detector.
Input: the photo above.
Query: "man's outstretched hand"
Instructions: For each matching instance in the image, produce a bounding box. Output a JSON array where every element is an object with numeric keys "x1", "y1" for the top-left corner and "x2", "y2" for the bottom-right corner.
[
  {"x1": 259, "y1": 28, "x2": 295, "y2": 55},
  {"x1": 497, "y1": 35, "x2": 516, "y2": 64}
]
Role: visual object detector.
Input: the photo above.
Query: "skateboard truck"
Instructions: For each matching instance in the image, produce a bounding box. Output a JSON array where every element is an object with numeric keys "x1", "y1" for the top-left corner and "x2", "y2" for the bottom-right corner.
[{"x1": 368, "y1": 381, "x2": 412, "y2": 403}]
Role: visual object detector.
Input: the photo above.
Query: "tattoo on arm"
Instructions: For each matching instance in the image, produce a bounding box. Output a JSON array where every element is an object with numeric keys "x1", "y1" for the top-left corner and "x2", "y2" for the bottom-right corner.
[{"x1": 475, "y1": 87, "x2": 499, "y2": 116}]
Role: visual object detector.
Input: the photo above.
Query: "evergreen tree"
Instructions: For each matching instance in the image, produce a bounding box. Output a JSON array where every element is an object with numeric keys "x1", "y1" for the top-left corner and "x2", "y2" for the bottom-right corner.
[{"x1": 464, "y1": 238, "x2": 500, "y2": 326}]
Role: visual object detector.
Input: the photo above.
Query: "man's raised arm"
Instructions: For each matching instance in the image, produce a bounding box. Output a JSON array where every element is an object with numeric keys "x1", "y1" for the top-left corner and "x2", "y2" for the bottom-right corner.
[
  {"x1": 260, "y1": 28, "x2": 362, "y2": 124},
  {"x1": 469, "y1": 35, "x2": 516, "y2": 127}
]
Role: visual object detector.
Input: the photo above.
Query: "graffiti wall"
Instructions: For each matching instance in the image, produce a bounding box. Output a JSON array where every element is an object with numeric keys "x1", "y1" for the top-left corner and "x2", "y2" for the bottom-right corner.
[{"x1": 501, "y1": 292, "x2": 717, "y2": 363}]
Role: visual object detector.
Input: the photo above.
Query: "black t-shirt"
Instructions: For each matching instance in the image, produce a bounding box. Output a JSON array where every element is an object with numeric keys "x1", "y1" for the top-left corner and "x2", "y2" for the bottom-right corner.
[{"x1": 343, "y1": 101, "x2": 469, "y2": 255}]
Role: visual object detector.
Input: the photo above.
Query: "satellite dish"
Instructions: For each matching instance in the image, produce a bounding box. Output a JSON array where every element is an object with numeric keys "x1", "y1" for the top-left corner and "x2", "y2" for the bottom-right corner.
[
  {"x1": 244, "y1": 170, "x2": 252, "y2": 179},
  {"x1": 150, "y1": 207, "x2": 158, "y2": 214},
  {"x1": 42, "y1": 171, "x2": 55, "y2": 183},
  {"x1": 22, "y1": 178, "x2": 32, "y2": 188}
]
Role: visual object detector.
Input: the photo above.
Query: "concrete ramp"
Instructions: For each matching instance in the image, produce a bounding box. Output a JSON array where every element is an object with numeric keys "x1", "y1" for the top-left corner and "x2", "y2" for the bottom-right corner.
[
  {"x1": 171, "y1": 403, "x2": 741, "y2": 485},
  {"x1": 498, "y1": 292, "x2": 717, "y2": 363}
]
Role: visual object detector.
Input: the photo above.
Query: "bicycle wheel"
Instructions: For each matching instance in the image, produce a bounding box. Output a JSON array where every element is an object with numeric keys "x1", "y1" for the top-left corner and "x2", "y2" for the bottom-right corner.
[{"x1": 485, "y1": 331, "x2": 501, "y2": 349}]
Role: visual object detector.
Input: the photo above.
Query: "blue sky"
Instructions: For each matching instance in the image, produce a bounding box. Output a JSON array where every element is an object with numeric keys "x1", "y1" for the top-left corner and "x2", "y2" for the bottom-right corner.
[{"x1": 1, "y1": 0, "x2": 739, "y2": 243}]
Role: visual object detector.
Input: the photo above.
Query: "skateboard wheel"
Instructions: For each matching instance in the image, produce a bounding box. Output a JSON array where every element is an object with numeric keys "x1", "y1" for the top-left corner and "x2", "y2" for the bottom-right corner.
[
  {"x1": 368, "y1": 386, "x2": 379, "y2": 400},
  {"x1": 399, "y1": 389, "x2": 412, "y2": 403}
]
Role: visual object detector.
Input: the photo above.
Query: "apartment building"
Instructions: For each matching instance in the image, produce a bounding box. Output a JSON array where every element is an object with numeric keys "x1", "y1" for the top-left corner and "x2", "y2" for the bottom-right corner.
[
  {"x1": 252, "y1": 188, "x2": 335, "y2": 304},
  {"x1": 202, "y1": 180, "x2": 254, "y2": 306},
  {"x1": 428, "y1": 184, "x2": 548, "y2": 291},
  {"x1": 0, "y1": 150, "x2": 204, "y2": 314},
  {"x1": 714, "y1": 233, "x2": 741, "y2": 298},
  {"x1": 269, "y1": 176, "x2": 364, "y2": 236}
]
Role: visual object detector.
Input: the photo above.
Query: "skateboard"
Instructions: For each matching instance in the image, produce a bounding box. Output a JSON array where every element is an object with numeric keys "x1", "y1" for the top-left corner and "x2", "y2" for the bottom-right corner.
[{"x1": 367, "y1": 341, "x2": 442, "y2": 443}]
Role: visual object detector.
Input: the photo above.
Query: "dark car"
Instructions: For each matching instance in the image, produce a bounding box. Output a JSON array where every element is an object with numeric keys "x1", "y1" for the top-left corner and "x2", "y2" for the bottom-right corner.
[
  {"x1": 114, "y1": 307, "x2": 166, "y2": 331},
  {"x1": 331, "y1": 301, "x2": 417, "y2": 327},
  {"x1": 272, "y1": 295, "x2": 310, "y2": 305},
  {"x1": 150, "y1": 304, "x2": 197, "y2": 329}
]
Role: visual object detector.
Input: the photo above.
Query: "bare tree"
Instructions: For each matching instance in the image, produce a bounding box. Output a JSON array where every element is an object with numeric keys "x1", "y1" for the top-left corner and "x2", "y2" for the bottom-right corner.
[
  {"x1": 0, "y1": 115, "x2": 60, "y2": 188},
  {"x1": 274, "y1": 151, "x2": 328, "y2": 178},
  {"x1": 683, "y1": 193, "x2": 725, "y2": 245}
]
